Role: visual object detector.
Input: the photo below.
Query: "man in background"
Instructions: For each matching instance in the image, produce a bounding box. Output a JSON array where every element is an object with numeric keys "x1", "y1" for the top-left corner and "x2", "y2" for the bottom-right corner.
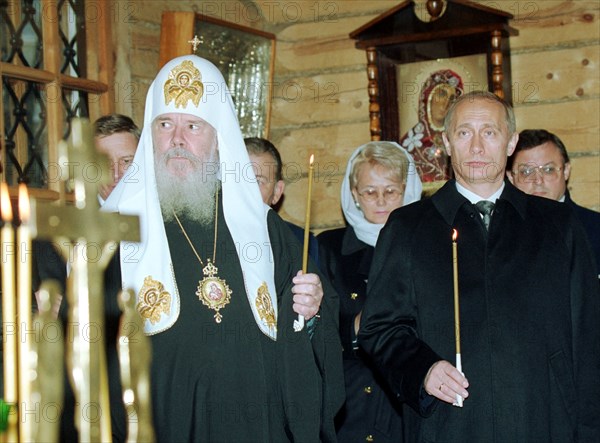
[
  {"x1": 94, "y1": 113, "x2": 140, "y2": 202},
  {"x1": 35, "y1": 113, "x2": 141, "y2": 315},
  {"x1": 245, "y1": 136, "x2": 320, "y2": 266},
  {"x1": 508, "y1": 129, "x2": 600, "y2": 276}
]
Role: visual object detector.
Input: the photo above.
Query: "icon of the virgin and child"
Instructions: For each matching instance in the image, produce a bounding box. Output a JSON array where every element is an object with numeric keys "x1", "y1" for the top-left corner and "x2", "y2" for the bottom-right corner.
[{"x1": 400, "y1": 69, "x2": 464, "y2": 182}]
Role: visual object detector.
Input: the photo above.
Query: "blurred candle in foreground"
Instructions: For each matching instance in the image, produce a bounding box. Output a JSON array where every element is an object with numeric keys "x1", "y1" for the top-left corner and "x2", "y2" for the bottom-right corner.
[
  {"x1": 17, "y1": 183, "x2": 33, "y2": 440},
  {"x1": 1, "y1": 182, "x2": 19, "y2": 441}
]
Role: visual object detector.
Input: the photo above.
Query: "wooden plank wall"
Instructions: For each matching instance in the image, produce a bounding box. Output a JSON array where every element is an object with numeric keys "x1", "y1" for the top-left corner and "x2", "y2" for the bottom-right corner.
[{"x1": 115, "y1": 0, "x2": 599, "y2": 232}]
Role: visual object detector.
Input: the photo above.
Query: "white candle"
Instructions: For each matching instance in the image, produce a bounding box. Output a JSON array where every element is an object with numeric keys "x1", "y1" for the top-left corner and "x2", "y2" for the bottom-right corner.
[
  {"x1": 17, "y1": 184, "x2": 33, "y2": 439},
  {"x1": 1, "y1": 182, "x2": 19, "y2": 441},
  {"x1": 302, "y1": 154, "x2": 315, "y2": 273},
  {"x1": 452, "y1": 228, "x2": 463, "y2": 407},
  {"x1": 294, "y1": 154, "x2": 315, "y2": 332}
]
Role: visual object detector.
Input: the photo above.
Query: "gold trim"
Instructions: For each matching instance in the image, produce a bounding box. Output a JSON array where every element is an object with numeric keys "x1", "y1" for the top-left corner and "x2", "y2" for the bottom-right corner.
[
  {"x1": 255, "y1": 282, "x2": 276, "y2": 330},
  {"x1": 136, "y1": 276, "x2": 172, "y2": 325},
  {"x1": 163, "y1": 60, "x2": 204, "y2": 108}
]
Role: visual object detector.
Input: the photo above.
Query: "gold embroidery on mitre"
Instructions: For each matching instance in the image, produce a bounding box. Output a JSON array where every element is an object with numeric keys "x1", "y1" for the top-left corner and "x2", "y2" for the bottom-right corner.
[
  {"x1": 255, "y1": 282, "x2": 276, "y2": 329},
  {"x1": 163, "y1": 60, "x2": 204, "y2": 108},
  {"x1": 136, "y1": 276, "x2": 172, "y2": 325}
]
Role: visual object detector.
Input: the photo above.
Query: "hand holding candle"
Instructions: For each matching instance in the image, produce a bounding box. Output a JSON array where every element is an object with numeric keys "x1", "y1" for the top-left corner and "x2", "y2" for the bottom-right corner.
[
  {"x1": 294, "y1": 154, "x2": 314, "y2": 332},
  {"x1": 452, "y1": 229, "x2": 463, "y2": 407}
]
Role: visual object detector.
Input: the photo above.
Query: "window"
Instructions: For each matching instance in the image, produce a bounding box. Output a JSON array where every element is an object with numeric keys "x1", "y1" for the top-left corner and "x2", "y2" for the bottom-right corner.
[{"x1": 1, "y1": 0, "x2": 112, "y2": 199}]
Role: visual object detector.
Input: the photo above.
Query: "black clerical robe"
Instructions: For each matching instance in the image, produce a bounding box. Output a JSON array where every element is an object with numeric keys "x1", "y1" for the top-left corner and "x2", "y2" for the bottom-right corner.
[{"x1": 106, "y1": 202, "x2": 344, "y2": 442}]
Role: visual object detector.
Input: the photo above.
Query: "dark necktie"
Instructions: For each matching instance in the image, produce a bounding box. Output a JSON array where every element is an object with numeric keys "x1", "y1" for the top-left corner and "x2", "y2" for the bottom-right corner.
[{"x1": 475, "y1": 201, "x2": 495, "y2": 231}]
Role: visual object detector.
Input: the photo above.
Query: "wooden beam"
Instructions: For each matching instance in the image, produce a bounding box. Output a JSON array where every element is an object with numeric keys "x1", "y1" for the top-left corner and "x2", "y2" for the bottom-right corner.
[
  {"x1": 0, "y1": 63, "x2": 55, "y2": 83},
  {"x1": 42, "y1": 0, "x2": 63, "y2": 194},
  {"x1": 60, "y1": 75, "x2": 109, "y2": 94},
  {"x1": 158, "y1": 11, "x2": 195, "y2": 69},
  {"x1": 95, "y1": 0, "x2": 115, "y2": 117}
]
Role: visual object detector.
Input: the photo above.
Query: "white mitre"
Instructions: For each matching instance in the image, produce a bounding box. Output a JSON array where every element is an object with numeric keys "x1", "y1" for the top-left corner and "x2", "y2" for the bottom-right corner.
[{"x1": 103, "y1": 55, "x2": 277, "y2": 339}]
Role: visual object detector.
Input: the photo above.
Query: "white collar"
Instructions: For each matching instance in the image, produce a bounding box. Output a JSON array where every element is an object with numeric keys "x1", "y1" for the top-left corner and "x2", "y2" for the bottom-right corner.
[{"x1": 455, "y1": 181, "x2": 504, "y2": 204}]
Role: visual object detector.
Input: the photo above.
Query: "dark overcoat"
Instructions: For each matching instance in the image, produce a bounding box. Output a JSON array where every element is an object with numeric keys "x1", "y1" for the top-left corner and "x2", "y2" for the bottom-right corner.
[
  {"x1": 359, "y1": 180, "x2": 600, "y2": 442},
  {"x1": 565, "y1": 191, "x2": 600, "y2": 277},
  {"x1": 318, "y1": 227, "x2": 403, "y2": 443}
]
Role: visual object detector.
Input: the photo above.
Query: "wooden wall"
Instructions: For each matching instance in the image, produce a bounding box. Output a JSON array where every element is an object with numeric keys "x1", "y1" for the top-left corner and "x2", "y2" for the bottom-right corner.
[{"x1": 112, "y1": 0, "x2": 600, "y2": 232}]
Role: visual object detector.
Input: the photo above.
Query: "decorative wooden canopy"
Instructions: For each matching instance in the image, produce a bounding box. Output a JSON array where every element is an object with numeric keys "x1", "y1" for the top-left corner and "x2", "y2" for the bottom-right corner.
[{"x1": 350, "y1": 0, "x2": 518, "y2": 142}]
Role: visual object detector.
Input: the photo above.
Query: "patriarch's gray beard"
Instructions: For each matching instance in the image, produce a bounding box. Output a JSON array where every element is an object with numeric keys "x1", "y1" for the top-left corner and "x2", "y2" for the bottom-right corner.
[{"x1": 154, "y1": 147, "x2": 220, "y2": 225}]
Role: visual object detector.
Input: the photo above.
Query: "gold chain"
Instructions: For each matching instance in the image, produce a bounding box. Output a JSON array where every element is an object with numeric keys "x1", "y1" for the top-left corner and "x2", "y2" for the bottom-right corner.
[
  {"x1": 172, "y1": 190, "x2": 232, "y2": 324},
  {"x1": 172, "y1": 190, "x2": 219, "y2": 265}
]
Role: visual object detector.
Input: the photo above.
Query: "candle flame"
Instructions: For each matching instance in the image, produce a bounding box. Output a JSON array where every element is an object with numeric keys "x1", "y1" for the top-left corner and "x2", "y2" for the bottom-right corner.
[
  {"x1": 0, "y1": 182, "x2": 12, "y2": 222},
  {"x1": 18, "y1": 184, "x2": 30, "y2": 223},
  {"x1": 309, "y1": 154, "x2": 314, "y2": 166},
  {"x1": 452, "y1": 229, "x2": 458, "y2": 241}
]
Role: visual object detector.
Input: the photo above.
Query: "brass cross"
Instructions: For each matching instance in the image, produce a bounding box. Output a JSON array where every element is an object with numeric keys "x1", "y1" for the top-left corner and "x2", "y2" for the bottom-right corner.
[
  {"x1": 188, "y1": 35, "x2": 202, "y2": 52},
  {"x1": 32, "y1": 119, "x2": 140, "y2": 442}
]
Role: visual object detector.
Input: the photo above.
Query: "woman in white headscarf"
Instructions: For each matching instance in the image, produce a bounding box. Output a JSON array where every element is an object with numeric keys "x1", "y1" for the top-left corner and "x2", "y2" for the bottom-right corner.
[{"x1": 318, "y1": 141, "x2": 422, "y2": 443}]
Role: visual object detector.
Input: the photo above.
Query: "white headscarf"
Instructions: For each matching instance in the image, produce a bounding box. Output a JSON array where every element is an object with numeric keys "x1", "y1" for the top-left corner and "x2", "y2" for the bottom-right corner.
[
  {"x1": 103, "y1": 55, "x2": 277, "y2": 339},
  {"x1": 341, "y1": 141, "x2": 422, "y2": 247}
]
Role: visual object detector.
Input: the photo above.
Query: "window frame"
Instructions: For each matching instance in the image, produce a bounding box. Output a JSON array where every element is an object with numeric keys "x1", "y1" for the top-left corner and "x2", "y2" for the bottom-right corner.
[{"x1": 1, "y1": 0, "x2": 114, "y2": 201}]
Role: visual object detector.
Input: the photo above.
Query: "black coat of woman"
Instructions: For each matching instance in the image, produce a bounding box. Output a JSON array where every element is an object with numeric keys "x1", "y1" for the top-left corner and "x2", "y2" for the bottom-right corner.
[{"x1": 318, "y1": 142, "x2": 422, "y2": 443}]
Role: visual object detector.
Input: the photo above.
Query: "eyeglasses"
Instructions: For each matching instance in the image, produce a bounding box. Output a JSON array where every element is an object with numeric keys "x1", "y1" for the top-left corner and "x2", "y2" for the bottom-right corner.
[
  {"x1": 356, "y1": 187, "x2": 403, "y2": 203},
  {"x1": 513, "y1": 164, "x2": 563, "y2": 180}
]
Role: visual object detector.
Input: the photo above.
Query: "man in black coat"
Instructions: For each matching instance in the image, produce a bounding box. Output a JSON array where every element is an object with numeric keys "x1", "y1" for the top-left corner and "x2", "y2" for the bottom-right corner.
[
  {"x1": 244, "y1": 137, "x2": 320, "y2": 267},
  {"x1": 507, "y1": 128, "x2": 600, "y2": 278},
  {"x1": 359, "y1": 91, "x2": 600, "y2": 442}
]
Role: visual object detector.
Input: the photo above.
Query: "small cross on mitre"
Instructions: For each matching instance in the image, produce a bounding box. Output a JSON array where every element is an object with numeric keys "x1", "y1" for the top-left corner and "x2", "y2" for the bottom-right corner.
[{"x1": 188, "y1": 35, "x2": 202, "y2": 52}]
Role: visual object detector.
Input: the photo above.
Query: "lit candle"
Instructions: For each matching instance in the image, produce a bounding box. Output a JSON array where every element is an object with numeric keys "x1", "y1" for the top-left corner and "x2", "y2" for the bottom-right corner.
[
  {"x1": 452, "y1": 228, "x2": 463, "y2": 407},
  {"x1": 302, "y1": 154, "x2": 315, "y2": 273},
  {"x1": 17, "y1": 183, "x2": 33, "y2": 439},
  {"x1": 1, "y1": 182, "x2": 19, "y2": 441},
  {"x1": 294, "y1": 154, "x2": 315, "y2": 332}
]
